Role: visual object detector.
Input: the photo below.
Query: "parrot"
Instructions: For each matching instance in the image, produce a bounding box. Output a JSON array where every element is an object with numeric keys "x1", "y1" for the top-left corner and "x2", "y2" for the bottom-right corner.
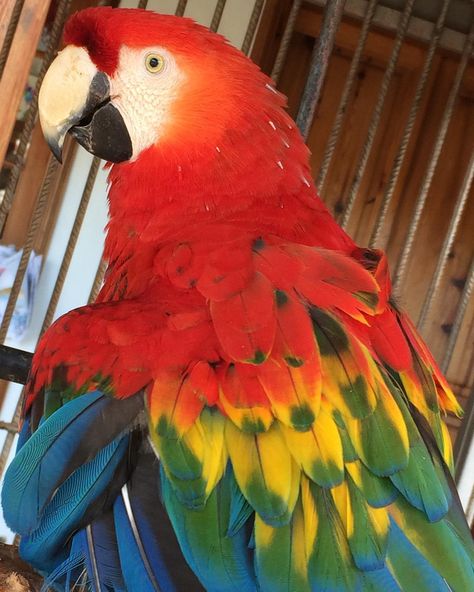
[{"x1": 2, "y1": 6, "x2": 474, "y2": 592}]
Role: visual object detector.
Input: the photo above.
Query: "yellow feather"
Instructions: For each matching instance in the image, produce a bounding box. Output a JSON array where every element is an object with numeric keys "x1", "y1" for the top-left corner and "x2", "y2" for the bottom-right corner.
[
  {"x1": 300, "y1": 476, "x2": 318, "y2": 553},
  {"x1": 225, "y1": 420, "x2": 300, "y2": 523},
  {"x1": 280, "y1": 403, "x2": 343, "y2": 485},
  {"x1": 331, "y1": 482, "x2": 354, "y2": 538},
  {"x1": 219, "y1": 386, "x2": 274, "y2": 433},
  {"x1": 440, "y1": 420, "x2": 454, "y2": 473}
]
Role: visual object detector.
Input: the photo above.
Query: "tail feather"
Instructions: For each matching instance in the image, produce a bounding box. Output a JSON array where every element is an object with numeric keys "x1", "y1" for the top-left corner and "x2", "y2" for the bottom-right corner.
[
  {"x1": 41, "y1": 513, "x2": 126, "y2": 592},
  {"x1": 161, "y1": 464, "x2": 257, "y2": 592},
  {"x1": 20, "y1": 435, "x2": 129, "y2": 573},
  {"x1": 113, "y1": 447, "x2": 205, "y2": 592},
  {"x1": 2, "y1": 390, "x2": 143, "y2": 535}
]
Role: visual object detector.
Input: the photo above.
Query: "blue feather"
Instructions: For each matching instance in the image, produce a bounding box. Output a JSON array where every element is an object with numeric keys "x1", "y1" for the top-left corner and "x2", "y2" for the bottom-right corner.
[
  {"x1": 42, "y1": 513, "x2": 126, "y2": 592},
  {"x1": 2, "y1": 390, "x2": 142, "y2": 535},
  {"x1": 386, "y1": 519, "x2": 450, "y2": 591},
  {"x1": 16, "y1": 416, "x2": 31, "y2": 452},
  {"x1": 114, "y1": 490, "x2": 173, "y2": 592},
  {"x1": 20, "y1": 435, "x2": 128, "y2": 573},
  {"x1": 113, "y1": 450, "x2": 205, "y2": 592},
  {"x1": 3, "y1": 391, "x2": 105, "y2": 533}
]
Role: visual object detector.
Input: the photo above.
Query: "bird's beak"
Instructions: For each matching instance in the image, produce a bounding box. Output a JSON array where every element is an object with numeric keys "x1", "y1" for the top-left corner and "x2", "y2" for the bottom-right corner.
[{"x1": 38, "y1": 45, "x2": 132, "y2": 163}]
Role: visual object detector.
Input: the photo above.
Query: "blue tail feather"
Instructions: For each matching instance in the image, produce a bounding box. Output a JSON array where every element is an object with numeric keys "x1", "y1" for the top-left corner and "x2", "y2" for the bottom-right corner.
[
  {"x1": 114, "y1": 489, "x2": 172, "y2": 592},
  {"x1": 42, "y1": 512, "x2": 126, "y2": 592},
  {"x1": 20, "y1": 435, "x2": 129, "y2": 573},
  {"x1": 3, "y1": 391, "x2": 142, "y2": 535}
]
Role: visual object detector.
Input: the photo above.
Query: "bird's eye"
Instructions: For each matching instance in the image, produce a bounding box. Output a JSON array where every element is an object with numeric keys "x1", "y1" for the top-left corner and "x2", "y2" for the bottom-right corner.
[{"x1": 145, "y1": 53, "x2": 165, "y2": 74}]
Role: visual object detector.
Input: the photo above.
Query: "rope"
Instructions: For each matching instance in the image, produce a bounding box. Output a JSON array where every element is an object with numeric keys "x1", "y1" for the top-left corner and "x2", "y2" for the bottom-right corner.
[
  {"x1": 210, "y1": 0, "x2": 227, "y2": 33},
  {"x1": 39, "y1": 157, "x2": 101, "y2": 338},
  {"x1": 369, "y1": 0, "x2": 452, "y2": 248},
  {"x1": 393, "y1": 19, "x2": 474, "y2": 293},
  {"x1": 88, "y1": 257, "x2": 107, "y2": 304},
  {"x1": 418, "y1": 150, "x2": 474, "y2": 330},
  {"x1": 317, "y1": 0, "x2": 378, "y2": 193},
  {"x1": 175, "y1": 0, "x2": 189, "y2": 17},
  {"x1": 296, "y1": 0, "x2": 346, "y2": 140},
  {"x1": 271, "y1": 0, "x2": 302, "y2": 82},
  {"x1": 241, "y1": 0, "x2": 265, "y2": 55},
  {"x1": 0, "y1": 157, "x2": 59, "y2": 343},
  {"x1": 0, "y1": 0, "x2": 24, "y2": 79},
  {"x1": 340, "y1": 0, "x2": 415, "y2": 230}
]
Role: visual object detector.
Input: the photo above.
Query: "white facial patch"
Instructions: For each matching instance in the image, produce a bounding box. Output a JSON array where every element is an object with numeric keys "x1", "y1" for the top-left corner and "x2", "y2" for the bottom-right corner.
[{"x1": 110, "y1": 46, "x2": 186, "y2": 160}]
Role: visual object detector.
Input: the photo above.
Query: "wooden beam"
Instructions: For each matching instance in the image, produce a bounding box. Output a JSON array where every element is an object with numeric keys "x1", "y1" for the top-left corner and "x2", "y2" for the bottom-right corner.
[
  {"x1": 0, "y1": 0, "x2": 50, "y2": 167},
  {"x1": 0, "y1": 0, "x2": 18, "y2": 58}
]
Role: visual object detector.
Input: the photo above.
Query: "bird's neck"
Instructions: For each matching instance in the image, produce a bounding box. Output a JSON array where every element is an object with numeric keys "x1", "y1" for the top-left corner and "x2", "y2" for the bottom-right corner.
[{"x1": 103, "y1": 109, "x2": 355, "y2": 277}]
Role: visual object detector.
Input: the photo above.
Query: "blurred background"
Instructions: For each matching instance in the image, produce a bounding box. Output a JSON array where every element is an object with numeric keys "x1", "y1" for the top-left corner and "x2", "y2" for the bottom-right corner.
[{"x1": 0, "y1": 0, "x2": 472, "y2": 539}]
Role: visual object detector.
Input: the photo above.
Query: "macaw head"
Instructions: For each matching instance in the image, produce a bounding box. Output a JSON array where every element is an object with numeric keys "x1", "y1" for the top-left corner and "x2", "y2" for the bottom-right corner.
[{"x1": 39, "y1": 7, "x2": 283, "y2": 164}]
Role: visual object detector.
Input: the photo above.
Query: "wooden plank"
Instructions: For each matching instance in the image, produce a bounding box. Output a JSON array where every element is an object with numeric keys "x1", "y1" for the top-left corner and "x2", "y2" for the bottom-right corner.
[
  {"x1": 0, "y1": 0, "x2": 18, "y2": 58},
  {"x1": 0, "y1": 0, "x2": 50, "y2": 167}
]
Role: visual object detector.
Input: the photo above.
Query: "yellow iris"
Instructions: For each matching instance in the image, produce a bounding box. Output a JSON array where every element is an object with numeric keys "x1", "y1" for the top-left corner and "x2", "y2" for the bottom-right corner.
[{"x1": 145, "y1": 53, "x2": 165, "y2": 73}]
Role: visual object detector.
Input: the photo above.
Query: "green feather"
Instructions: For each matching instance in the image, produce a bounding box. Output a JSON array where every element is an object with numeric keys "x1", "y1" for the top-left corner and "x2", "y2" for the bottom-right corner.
[
  {"x1": 392, "y1": 497, "x2": 474, "y2": 592},
  {"x1": 254, "y1": 499, "x2": 310, "y2": 592},
  {"x1": 307, "y1": 485, "x2": 360, "y2": 591},
  {"x1": 161, "y1": 466, "x2": 257, "y2": 592},
  {"x1": 346, "y1": 475, "x2": 389, "y2": 570}
]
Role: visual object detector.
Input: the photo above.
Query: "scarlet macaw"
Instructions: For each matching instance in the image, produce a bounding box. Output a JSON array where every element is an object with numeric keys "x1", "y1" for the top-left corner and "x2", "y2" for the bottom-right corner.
[{"x1": 2, "y1": 7, "x2": 474, "y2": 591}]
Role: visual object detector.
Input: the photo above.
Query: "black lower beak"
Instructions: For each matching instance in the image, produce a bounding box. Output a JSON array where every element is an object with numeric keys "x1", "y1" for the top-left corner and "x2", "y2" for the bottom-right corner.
[
  {"x1": 69, "y1": 72, "x2": 133, "y2": 163},
  {"x1": 71, "y1": 101, "x2": 133, "y2": 163}
]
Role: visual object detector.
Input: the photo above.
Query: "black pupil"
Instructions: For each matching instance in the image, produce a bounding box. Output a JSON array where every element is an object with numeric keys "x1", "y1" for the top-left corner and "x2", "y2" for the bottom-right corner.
[{"x1": 149, "y1": 57, "x2": 159, "y2": 68}]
